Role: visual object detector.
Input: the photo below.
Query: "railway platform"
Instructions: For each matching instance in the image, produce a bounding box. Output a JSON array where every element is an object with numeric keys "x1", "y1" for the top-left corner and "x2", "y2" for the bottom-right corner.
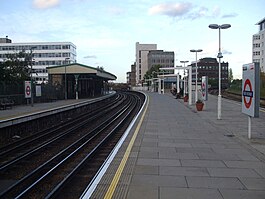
[
  {"x1": 0, "y1": 93, "x2": 115, "y2": 129},
  {"x1": 0, "y1": 99, "x2": 89, "y2": 121},
  {"x1": 88, "y1": 92, "x2": 265, "y2": 199}
]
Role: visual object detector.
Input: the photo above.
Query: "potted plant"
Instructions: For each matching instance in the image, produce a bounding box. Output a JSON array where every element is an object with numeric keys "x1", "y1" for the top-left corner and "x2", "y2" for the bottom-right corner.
[
  {"x1": 183, "y1": 94, "x2": 188, "y2": 102},
  {"x1": 196, "y1": 99, "x2": 204, "y2": 111}
]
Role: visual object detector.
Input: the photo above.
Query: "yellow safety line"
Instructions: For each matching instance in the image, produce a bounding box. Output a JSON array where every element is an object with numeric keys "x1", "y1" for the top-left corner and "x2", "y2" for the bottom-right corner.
[{"x1": 104, "y1": 96, "x2": 149, "y2": 199}]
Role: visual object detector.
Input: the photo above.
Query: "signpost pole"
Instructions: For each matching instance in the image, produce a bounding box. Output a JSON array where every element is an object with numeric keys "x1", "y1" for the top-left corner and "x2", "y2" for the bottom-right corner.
[
  {"x1": 248, "y1": 116, "x2": 251, "y2": 139},
  {"x1": 242, "y1": 63, "x2": 260, "y2": 139}
]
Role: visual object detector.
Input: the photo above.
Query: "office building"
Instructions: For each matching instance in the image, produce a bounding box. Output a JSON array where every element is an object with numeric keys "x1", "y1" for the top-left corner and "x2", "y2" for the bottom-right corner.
[
  {"x1": 147, "y1": 50, "x2": 174, "y2": 72},
  {"x1": 135, "y1": 42, "x2": 157, "y2": 85},
  {"x1": 190, "y1": 57, "x2": 229, "y2": 89},
  {"x1": 252, "y1": 17, "x2": 265, "y2": 72},
  {"x1": 0, "y1": 37, "x2": 76, "y2": 84},
  {"x1": 126, "y1": 62, "x2": 136, "y2": 86}
]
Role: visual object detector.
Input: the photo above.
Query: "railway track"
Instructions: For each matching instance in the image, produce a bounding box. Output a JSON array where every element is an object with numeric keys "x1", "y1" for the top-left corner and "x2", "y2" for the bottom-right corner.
[
  {"x1": 0, "y1": 91, "x2": 145, "y2": 198},
  {"x1": 221, "y1": 90, "x2": 265, "y2": 108}
]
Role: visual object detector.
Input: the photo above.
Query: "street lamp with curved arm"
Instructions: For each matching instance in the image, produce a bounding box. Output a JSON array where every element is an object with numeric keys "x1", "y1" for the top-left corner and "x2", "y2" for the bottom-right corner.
[
  {"x1": 180, "y1": 61, "x2": 189, "y2": 95},
  {"x1": 190, "y1": 49, "x2": 203, "y2": 103},
  {"x1": 209, "y1": 23, "x2": 231, "y2": 120}
]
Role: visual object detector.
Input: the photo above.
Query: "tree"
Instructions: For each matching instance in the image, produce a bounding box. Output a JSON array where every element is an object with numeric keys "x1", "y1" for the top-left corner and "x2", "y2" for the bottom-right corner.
[
  {"x1": 228, "y1": 68, "x2": 233, "y2": 86},
  {"x1": 144, "y1": 65, "x2": 161, "y2": 80},
  {"x1": 0, "y1": 51, "x2": 32, "y2": 84}
]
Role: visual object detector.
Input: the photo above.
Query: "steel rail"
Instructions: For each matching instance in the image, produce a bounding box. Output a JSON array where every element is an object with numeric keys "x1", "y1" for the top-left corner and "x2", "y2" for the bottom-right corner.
[
  {"x1": 14, "y1": 93, "x2": 134, "y2": 198},
  {"x1": 0, "y1": 93, "x2": 133, "y2": 198}
]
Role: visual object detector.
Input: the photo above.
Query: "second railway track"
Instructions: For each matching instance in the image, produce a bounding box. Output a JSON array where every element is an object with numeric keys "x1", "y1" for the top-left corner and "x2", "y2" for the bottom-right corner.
[{"x1": 0, "y1": 91, "x2": 145, "y2": 198}]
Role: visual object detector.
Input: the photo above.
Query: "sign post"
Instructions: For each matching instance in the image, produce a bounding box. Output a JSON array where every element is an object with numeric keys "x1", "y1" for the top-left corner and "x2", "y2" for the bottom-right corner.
[
  {"x1": 242, "y1": 63, "x2": 260, "y2": 139},
  {"x1": 201, "y1": 76, "x2": 208, "y2": 109},
  {"x1": 24, "y1": 81, "x2": 31, "y2": 98}
]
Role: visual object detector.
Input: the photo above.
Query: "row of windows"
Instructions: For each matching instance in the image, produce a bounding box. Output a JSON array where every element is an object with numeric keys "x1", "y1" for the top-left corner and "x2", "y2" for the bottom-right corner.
[
  {"x1": 151, "y1": 59, "x2": 174, "y2": 64},
  {"x1": 253, "y1": 43, "x2": 260, "y2": 48},
  {"x1": 33, "y1": 60, "x2": 70, "y2": 66},
  {"x1": 149, "y1": 54, "x2": 174, "y2": 58},
  {"x1": 33, "y1": 52, "x2": 71, "y2": 58},
  {"x1": 0, "y1": 44, "x2": 73, "y2": 51},
  {"x1": 253, "y1": 51, "x2": 260, "y2": 56},
  {"x1": 193, "y1": 66, "x2": 228, "y2": 70},
  {"x1": 33, "y1": 68, "x2": 48, "y2": 73},
  {"x1": 254, "y1": 35, "x2": 260, "y2": 40}
]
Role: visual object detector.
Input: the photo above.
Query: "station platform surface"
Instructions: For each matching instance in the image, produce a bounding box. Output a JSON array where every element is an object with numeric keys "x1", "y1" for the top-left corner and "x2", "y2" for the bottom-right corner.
[
  {"x1": 89, "y1": 92, "x2": 265, "y2": 199},
  {"x1": 0, "y1": 98, "x2": 99, "y2": 121}
]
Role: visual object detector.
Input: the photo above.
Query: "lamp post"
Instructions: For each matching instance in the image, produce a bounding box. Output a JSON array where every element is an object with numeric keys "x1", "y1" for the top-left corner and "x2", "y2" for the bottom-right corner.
[
  {"x1": 30, "y1": 46, "x2": 36, "y2": 107},
  {"x1": 180, "y1": 61, "x2": 189, "y2": 95},
  {"x1": 64, "y1": 57, "x2": 70, "y2": 100},
  {"x1": 209, "y1": 24, "x2": 231, "y2": 120},
  {"x1": 190, "y1": 49, "x2": 203, "y2": 103}
]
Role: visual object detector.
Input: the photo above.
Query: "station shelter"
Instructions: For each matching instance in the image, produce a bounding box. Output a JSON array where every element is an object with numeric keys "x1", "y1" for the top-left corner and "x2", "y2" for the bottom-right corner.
[{"x1": 47, "y1": 63, "x2": 116, "y2": 99}]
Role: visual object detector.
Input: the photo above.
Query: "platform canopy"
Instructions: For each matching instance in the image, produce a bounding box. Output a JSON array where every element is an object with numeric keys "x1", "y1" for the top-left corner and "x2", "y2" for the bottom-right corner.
[{"x1": 47, "y1": 63, "x2": 117, "y2": 81}]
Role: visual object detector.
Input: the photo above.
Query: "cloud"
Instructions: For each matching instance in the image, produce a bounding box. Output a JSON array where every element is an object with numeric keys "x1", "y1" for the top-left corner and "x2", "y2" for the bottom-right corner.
[
  {"x1": 222, "y1": 13, "x2": 238, "y2": 18},
  {"x1": 84, "y1": 55, "x2": 97, "y2": 59},
  {"x1": 33, "y1": 0, "x2": 60, "y2": 9},
  {"x1": 222, "y1": 50, "x2": 232, "y2": 55},
  {"x1": 148, "y1": 2, "x2": 222, "y2": 20},
  {"x1": 148, "y1": 2, "x2": 192, "y2": 17}
]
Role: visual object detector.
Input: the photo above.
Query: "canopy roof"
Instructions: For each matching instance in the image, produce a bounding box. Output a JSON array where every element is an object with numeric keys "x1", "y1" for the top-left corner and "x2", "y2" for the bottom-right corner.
[{"x1": 47, "y1": 63, "x2": 116, "y2": 80}]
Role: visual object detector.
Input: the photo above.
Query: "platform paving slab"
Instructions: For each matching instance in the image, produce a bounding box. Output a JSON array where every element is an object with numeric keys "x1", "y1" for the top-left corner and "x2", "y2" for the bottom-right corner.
[{"x1": 90, "y1": 92, "x2": 265, "y2": 199}]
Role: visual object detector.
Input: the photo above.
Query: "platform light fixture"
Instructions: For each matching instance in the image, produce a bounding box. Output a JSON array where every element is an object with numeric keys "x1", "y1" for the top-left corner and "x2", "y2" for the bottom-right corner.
[
  {"x1": 65, "y1": 57, "x2": 70, "y2": 100},
  {"x1": 209, "y1": 23, "x2": 231, "y2": 119},
  {"x1": 190, "y1": 49, "x2": 203, "y2": 103}
]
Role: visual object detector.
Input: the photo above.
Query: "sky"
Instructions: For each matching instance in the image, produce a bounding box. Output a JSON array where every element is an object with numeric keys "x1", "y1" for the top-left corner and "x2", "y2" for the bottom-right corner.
[{"x1": 1, "y1": 0, "x2": 264, "y2": 82}]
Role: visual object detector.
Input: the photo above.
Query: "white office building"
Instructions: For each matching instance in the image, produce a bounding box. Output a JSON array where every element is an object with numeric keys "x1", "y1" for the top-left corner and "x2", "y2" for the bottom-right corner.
[
  {"x1": 252, "y1": 17, "x2": 265, "y2": 72},
  {"x1": 0, "y1": 37, "x2": 76, "y2": 84},
  {"x1": 135, "y1": 42, "x2": 157, "y2": 85}
]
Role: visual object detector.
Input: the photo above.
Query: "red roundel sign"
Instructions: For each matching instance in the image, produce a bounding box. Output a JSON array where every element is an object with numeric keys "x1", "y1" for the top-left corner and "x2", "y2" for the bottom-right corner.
[
  {"x1": 202, "y1": 82, "x2": 205, "y2": 97},
  {"x1": 26, "y1": 85, "x2": 31, "y2": 96},
  {"x1": 243, "y1": 79, "x2": 253, "y2": 109}
]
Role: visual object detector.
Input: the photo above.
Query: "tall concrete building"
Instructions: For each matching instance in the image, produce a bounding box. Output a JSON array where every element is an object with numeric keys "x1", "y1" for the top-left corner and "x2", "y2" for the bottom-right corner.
[
  {"x1": 135, "y1": 42, "x2": 157, "y2": 85},
  {"x1": 252, "y1": 17, "x2": 265, "y2": 72},
  {"x1": 0, "y1": 37, "x2": 76, "y2": 84}
]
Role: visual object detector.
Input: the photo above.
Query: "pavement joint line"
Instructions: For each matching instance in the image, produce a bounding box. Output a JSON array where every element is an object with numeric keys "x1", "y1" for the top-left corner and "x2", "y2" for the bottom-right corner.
[{"x1": 103, "y1": 96, "x2": 149, "y2": 199}]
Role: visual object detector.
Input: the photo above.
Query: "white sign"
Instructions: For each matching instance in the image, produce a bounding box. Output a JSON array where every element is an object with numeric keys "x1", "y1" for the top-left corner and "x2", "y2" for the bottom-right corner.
[
  {"x1": 24, "y1": 81, "x2": 31, "y2": 98},
  {"x1": 201, "y1": 76, "x2": 208, "y2": 101},
  {"x1": 36, "y1": 85, "x2": 42, "y2": 97},
  {"x1": 242, "y1": 63, "x2": 260, "y2": 117}
]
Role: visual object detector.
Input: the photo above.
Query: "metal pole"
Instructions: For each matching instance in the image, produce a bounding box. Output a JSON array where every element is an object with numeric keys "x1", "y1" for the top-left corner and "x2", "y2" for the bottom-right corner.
[
  {"x1": 64, "y1": 65, "x2": 67, "y2": 100},
  {"x1": 64, "y1": 58, "x2": 70, "y2": 100},
  {"x1": 248, "y1": 116, "x2": 251, "y2": 139},
  {"x1": 30, "y1": 62, "x2": 33, "y2": 107},
  {"x1": 188, "y1": 66, "x2": 192, "y2": 105},
  {"x1": 195, "y1": 52, "x2": 198, "y2": 102},
  {"x1": 218, "y1": 28, "x2": 222, "y2": 120}
]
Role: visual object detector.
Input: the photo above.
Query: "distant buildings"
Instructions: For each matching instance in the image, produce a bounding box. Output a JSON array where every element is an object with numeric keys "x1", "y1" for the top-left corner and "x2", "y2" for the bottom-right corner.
[
  {"x1": 126, "y1": 62, "x2": 136, "y2": 86},
  {"x1": 190, "y1": 58, "x2": 229, "y2": 89},
  {"x1": 135, "y1": 42, "x2": 157, "y2": 85},
  {"x1": 252, "y1": 17, "x2": 265, "y2": 72},
  {"x1": 147, "y1": 50, "x2": 174, "y2": 70},
  {"x1": 0, "y1": 37, "x2": 76, "y2": 84},
  {"x1": 133, "y1": 42, "x2": 175, "y2": 86}
]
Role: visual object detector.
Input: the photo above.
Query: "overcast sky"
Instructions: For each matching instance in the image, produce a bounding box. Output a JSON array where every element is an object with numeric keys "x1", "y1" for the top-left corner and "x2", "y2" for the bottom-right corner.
[{"x1": 1, "y1": 0, "x2": 264, "y2": 82}]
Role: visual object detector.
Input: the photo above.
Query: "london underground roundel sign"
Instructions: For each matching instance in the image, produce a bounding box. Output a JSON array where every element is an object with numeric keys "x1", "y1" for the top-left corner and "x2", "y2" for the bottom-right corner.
[
  {"x1": 243, "y1": 79, "x2": 253, "y2": 109},
  {"x1": 24, "y1": 81, "x2": 31, "y2": 98},
  {"x1": 242, "y1": 63, "x2": 260, "y2": 117}
]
